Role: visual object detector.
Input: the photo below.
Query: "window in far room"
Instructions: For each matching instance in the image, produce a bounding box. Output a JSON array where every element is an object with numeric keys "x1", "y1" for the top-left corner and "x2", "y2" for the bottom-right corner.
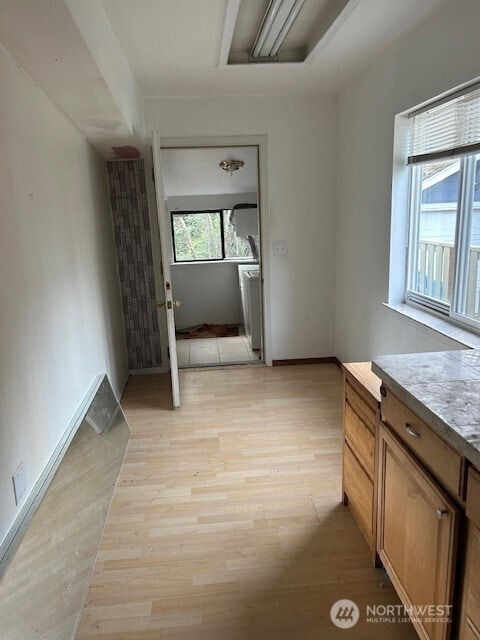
[
  {"x1": 406, "y1": 86, "x2": 480, "y2": 330},
  {"x1": 171, "y1": 210, "x2": 254, "y2": 262}
]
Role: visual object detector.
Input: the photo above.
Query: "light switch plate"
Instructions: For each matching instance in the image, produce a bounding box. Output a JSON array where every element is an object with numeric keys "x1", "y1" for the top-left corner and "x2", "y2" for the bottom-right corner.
[
  {"x1": 12, "y1": 462, "x2": 27, "y2": 505},
  {"x1": 273, "y1": 242, "x2": 287, "y2": 256}
]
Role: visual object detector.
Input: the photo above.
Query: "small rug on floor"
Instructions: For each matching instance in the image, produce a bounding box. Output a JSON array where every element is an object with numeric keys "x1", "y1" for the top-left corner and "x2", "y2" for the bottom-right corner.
[{"x1": 176, "y1": 323, "x2": 241, "y2": 339}]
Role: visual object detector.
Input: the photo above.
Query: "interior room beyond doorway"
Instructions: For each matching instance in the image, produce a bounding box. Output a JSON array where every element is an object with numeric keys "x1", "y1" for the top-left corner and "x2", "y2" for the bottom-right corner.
[{"x1": 161, "y1": 146, "x2": 263, "y2": 368}]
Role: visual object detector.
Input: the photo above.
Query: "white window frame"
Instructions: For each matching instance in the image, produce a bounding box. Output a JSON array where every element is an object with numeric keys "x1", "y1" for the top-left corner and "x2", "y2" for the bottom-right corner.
[{"x1": 406, "y1": 153, "x2": 480, "y2": 332}]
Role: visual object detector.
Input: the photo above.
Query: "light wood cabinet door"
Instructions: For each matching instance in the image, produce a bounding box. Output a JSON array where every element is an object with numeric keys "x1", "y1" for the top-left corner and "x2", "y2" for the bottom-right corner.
[
  {"x1": 463, "y1": 622, "x2": 480, "y2": 640},
  {"x1": 377, "y1": 424, "x2": 459, "y2": 640},
  {"x1": 464, "y1": 523, "x2": 480, "y2": 638}
]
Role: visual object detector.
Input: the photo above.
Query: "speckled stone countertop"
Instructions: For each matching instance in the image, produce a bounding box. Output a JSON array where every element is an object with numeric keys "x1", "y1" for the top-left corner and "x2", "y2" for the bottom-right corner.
[{"x1": 372, "y1": 350, "x2": 480, "y2": 470}]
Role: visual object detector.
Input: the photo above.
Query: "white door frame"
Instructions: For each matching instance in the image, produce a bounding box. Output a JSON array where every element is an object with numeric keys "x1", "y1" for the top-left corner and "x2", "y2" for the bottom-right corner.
[
  {"x1": 152, "y1": 132, "x2": 181, "y2": 406},
  {"x1": 143, "y1": 151, "x2": 170, "y2": 373},
  {"x1": 154, "y1": 134, "x2": 272, "y2": 367}
]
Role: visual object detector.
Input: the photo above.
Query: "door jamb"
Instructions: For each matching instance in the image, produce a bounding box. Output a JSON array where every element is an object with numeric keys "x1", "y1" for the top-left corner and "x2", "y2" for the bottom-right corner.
[
  {"x1": 147, "y1": 134, "x2": 272, "y2": 367},
  {"x1": 144, "y1": 150, "x2": 170, "y2": 372}
]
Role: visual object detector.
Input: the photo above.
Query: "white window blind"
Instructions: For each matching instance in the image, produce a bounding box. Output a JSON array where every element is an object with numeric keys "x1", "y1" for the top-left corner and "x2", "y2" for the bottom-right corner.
[{"x1": 408, "y1": 85, "x2": 480, "y2": 164}]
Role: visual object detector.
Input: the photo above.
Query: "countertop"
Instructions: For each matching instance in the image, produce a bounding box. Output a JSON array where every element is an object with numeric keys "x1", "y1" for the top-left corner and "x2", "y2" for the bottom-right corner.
[
  {"x1": 372, "y1": 350, "x2": 480, "y2": 470},
  {"x1": 343, "y1": 361, "x2": 382, "y2": 405}
]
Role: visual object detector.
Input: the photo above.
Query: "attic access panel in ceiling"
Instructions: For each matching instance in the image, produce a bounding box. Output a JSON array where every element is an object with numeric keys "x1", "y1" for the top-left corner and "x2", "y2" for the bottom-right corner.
[{"x1": 221, "y1": 0, "x2": 360, "y2": 66}]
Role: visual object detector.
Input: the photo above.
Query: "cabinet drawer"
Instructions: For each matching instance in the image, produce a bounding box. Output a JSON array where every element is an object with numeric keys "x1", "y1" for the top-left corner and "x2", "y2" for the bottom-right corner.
[
  {"x1": 382, "y1": 389, "x2": 462, "y2": 498},
  {"x1": 345, "y1": 401, "x2": 375, "y2": 480},
  {"x1": 345, "y1": 379, "x2": 376, "y2": 431},
  {"x1": 343, "y1": 442, "x2": 374, "y2": 549},
  {"x1": 467, "y1": 468, "x2": 480, "y2": 529}
]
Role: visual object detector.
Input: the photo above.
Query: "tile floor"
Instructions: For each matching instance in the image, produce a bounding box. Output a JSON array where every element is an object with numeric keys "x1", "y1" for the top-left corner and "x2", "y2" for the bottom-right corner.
[{"x1": 176, "y1": 333, "x2": 261, "y2": 367}]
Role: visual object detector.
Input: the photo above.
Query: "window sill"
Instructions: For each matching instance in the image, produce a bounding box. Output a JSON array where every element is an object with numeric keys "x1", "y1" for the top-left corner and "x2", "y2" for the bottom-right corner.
[
  {"x1": 171, "y1": 259, "x2": 258, "y2": 267},
  {"x1": 383, "y1": 302, "x2": 480, "y2": 350}
]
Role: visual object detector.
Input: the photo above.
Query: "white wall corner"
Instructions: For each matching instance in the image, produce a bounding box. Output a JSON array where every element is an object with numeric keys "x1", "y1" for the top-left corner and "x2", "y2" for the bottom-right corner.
[{"x1": 64, "y1": 0, "x2": 144, "y2": 142}]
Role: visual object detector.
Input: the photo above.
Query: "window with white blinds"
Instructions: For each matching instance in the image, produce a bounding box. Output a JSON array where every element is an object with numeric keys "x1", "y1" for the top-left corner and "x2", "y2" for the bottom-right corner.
[
  {"x1": 408, "y1": 85, "x2": 480, "y2": 164},
  {"x1": 406, "y1": 83, "x2": 480, "y2": 331}
]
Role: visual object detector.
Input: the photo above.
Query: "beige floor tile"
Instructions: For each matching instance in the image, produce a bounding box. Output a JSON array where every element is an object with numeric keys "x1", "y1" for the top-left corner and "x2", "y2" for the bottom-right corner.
[
  {"x1": 219, "y1": 352, "x2": 251, "y2": 363},
  {"x1": 216, "y1": 336, "x2": 245, "y2": 346},
  {"x1": 175, "y1": 342, "x2": 190, "y2": 355},
  {"x1": 177, "y1": 354, "x2": 190, "y2": 367},
  {"x1": 190, "y1": 354, "x2": 222, "y2": 365},
  {"x1": 218, "y1": 347, "x2": 250, "y2": 360},
  {"x1": 190, "y1": 348, "x2": 219, "y2": 358},
  {"x1": 186, "y1": 337, "x2": 216, "y2": 346}
]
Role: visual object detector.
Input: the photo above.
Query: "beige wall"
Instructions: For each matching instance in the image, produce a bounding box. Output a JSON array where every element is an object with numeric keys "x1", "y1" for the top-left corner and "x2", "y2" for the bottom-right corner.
[
  {"x1": 0, "y1": 47, "x2": 128, "y2": 545},
  {"x1": 144, "y1": 95, "x2": 338, "y2": 360},
  {"x1": 335, "y1": 0, "x2": 480, "y2": 362}
]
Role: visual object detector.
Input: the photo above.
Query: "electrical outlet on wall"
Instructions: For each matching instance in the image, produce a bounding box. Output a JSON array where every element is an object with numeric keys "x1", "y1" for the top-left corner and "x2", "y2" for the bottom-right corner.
[
  {"x1": 273, "y1": 242, "x2": 287, "y2": 256},
  {"x1": 12, "y1": 462, "x2": 27, "y2": 506}
]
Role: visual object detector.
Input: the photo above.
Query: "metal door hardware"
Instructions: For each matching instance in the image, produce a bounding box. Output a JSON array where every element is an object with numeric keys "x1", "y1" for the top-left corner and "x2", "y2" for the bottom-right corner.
[{"x1": 404, "y1": 423, "x2": 421, "y2": 438}]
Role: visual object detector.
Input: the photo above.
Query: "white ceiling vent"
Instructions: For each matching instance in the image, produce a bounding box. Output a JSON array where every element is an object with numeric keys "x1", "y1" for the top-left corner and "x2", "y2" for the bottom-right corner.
[{"x1": 219, "y1": 0, "x2": 362, "y2": 67}]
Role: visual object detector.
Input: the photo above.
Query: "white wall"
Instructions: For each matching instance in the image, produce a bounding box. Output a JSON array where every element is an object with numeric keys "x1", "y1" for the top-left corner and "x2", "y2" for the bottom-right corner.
[
  {"x1": 335, "y1": 0, "x2": 480, "y2": 362},
  {"x1": 145, "y1": 96, "x2": 338, "y2": 360},
  {"x1": 171, "y1": 262, "x2": 246, "y2": 328},
  {"x1": 64, "y1": 0, "x2": 144, "y2": 142},
  {"x1": 0, "y1": 47, "x2": 128, "y2": 545},
  {"x1": 168, "y1": 193, "x2": 258, "y2": 329},
  {"x1": 168, "y1": 193, "x2": 257, "y2": 212}
]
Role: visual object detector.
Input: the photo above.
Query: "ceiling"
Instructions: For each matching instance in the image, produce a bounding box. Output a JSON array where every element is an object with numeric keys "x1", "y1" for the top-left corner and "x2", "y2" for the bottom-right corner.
[
  {"x1": 162, "y1": 147, "x2": 258, "y2": 196},
  {"x1": 99, "y1": 0, "x2": 447, "y2": 97},
  {"x1": 228, "y1": 0, "x2": 338, "y2": 64}
]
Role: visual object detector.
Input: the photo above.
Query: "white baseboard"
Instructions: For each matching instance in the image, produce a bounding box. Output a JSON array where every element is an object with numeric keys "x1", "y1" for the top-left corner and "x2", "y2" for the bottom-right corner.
[{"x1": 0, "y1": 374, "x2": 104, "y2": 578}]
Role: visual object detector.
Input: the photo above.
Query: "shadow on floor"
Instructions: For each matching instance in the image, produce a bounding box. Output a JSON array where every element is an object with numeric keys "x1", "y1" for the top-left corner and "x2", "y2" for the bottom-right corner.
[{"x1": 200, "y1": 506, "x2": 416, "y2": 640}]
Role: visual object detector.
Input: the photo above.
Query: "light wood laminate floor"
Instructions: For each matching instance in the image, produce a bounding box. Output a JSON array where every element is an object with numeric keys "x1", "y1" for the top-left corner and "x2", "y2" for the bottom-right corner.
[{"x1": 76, "y1": 364, "x2": 415, "y2": 640}]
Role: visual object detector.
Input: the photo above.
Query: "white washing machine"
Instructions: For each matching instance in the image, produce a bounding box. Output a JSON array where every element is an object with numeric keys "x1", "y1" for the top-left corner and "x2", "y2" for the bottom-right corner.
[{"x1": 238, "y1": 264, "x2": 261, "y2": 351}]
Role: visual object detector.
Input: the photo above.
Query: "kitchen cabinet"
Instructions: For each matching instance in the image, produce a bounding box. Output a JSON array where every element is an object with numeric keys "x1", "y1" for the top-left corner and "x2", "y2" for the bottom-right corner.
[
  {"x1": 370, "y1": 351, "x2": 480, "y2": 640},
  {"x1": 377, "y1": 422, "x2": 459, "y2": 640},
  {"x1": 459, "y1": 469, "x2": 480, "y2": 639},
  {"x1": 381, "y1": 388, "x2": 463, "y2": 499},
  {"x1": 342, "y1": 362, "x2": 381, "y2": 563}
]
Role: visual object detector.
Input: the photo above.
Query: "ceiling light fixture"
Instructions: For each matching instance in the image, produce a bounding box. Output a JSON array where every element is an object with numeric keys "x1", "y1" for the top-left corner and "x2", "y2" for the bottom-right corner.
[
  {"x1": 250, "y1": 0, "x2": 306, "y2": 61},
  {"x1": 219, "y1": 159, "x2": 245, "y2": 176}
]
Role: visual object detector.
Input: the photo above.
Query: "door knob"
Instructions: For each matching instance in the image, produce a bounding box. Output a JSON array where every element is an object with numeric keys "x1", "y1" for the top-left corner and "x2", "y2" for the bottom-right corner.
[{"x1": 436, "y1": 508, "x2": 449, "y2": 519}]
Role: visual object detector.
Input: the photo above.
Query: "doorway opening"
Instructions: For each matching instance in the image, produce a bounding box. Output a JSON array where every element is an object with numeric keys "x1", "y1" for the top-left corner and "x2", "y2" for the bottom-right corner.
[{"x1": 161, "y1": 146, "x2": 264, "y2": 368}]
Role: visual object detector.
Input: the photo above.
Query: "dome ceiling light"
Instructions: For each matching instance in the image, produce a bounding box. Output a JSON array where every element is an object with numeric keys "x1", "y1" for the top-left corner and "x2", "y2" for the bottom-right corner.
[{"x1": 219, "y1": 159, "x2": 245, "y2": 176}]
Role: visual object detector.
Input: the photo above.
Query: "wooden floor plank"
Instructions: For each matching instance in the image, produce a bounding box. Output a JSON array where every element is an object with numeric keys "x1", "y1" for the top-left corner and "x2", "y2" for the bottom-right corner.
[{"x1": 76, "y1": 364, "x2": 415, "y2": 639}]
